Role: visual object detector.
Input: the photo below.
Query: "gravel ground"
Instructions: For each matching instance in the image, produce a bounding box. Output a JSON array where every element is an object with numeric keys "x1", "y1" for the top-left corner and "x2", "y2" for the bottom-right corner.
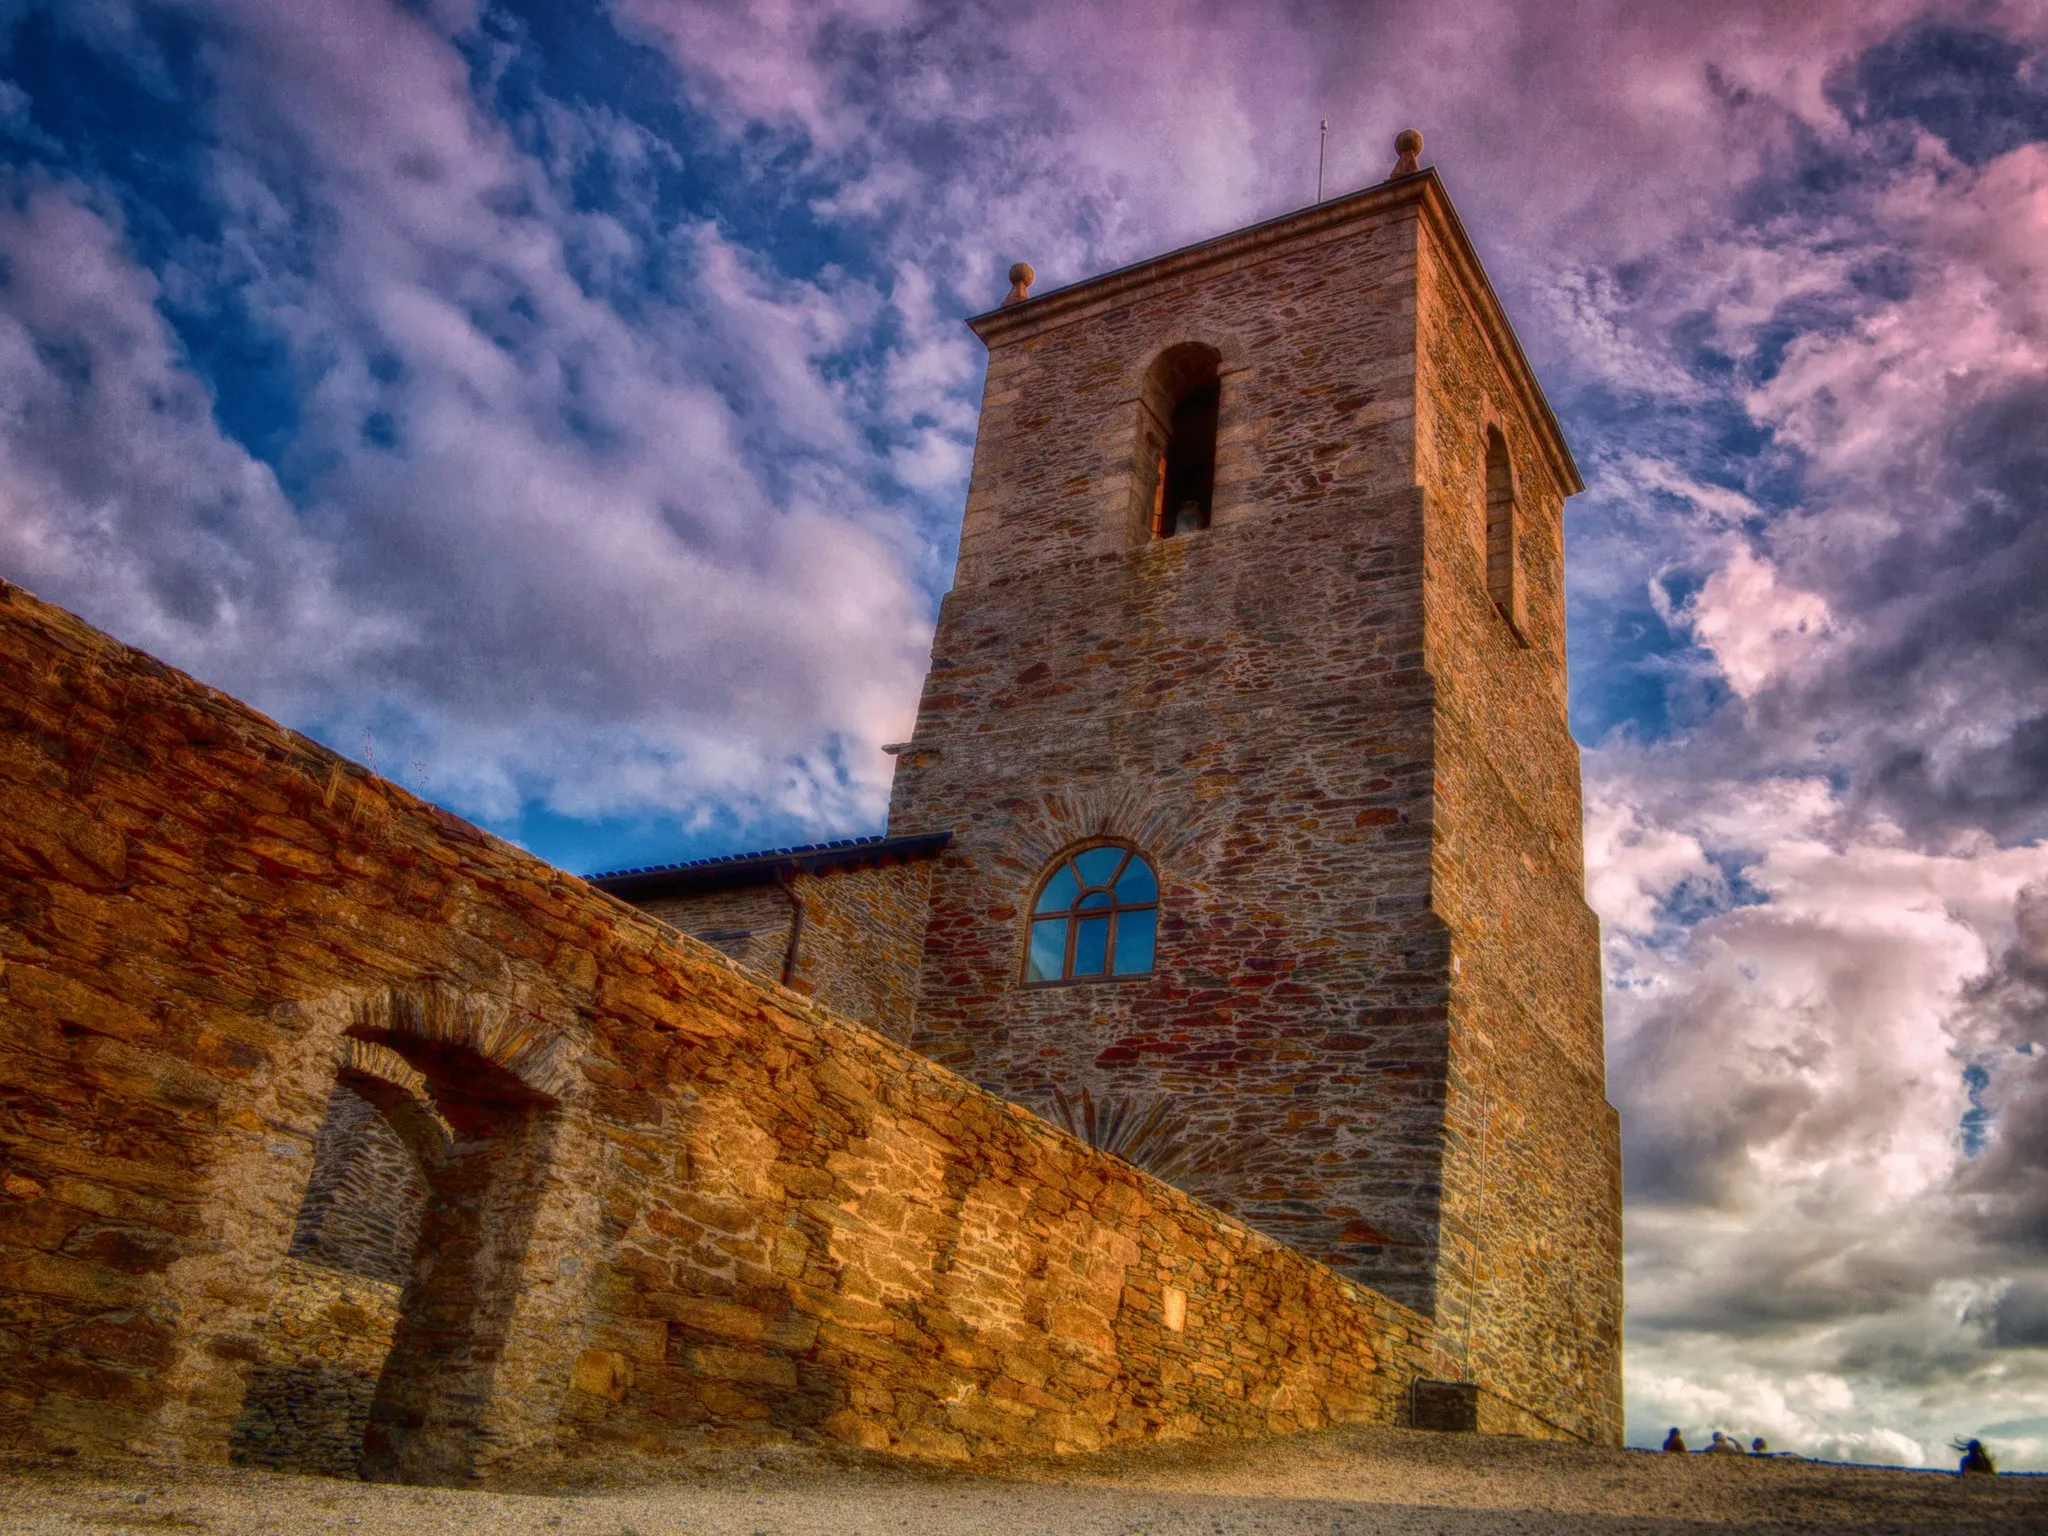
[{"x1": 4, "y1": 1427, "x2": 2044, "y2": 1536}]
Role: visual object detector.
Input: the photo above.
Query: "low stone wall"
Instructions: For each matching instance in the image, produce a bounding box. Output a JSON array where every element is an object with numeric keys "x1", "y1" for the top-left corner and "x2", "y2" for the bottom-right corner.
[
  {"x1": 564, "y1": 1042, "x2": 1431, "y2": 1464},
  {"x1": 229, "y1": 1256, "x2": 402, "y2": 1477},
  {"x1": 0, "y1": 581, "x2": 1434, "y2": 1480}
]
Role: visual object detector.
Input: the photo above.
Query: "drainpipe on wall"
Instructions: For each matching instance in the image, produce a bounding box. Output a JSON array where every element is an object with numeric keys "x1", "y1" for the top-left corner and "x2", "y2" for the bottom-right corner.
[{"x1": 776, "y1": 870, "x2": 805, "y2": 989}]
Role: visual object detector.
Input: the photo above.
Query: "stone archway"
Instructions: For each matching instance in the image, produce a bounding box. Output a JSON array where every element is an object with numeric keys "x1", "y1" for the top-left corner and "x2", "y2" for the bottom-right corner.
[
  {"x1": 202, "y1": 984, "x2": 586, "y2": 1484},
  {"x1": 343, "y1": 986, "x2": 580, "y2": 1486},
  {"x1": 292, "y1": 1040, "x2": 453, "y2": 1283},
  {"x1": 228, "y1": 1042, "x2": 451, "y2": 1475}
]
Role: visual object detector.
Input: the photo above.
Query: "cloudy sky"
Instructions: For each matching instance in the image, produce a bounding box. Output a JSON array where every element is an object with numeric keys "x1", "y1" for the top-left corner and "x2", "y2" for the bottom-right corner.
[{"x1": 3, "y1": 0, "x2": 2046, "y2": 1470}]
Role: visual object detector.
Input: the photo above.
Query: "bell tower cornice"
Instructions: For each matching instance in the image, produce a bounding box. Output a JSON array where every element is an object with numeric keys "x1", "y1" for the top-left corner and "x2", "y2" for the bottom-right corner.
[{"x1": 970, "y1": 167, "x2": 1582, "y2": 499}]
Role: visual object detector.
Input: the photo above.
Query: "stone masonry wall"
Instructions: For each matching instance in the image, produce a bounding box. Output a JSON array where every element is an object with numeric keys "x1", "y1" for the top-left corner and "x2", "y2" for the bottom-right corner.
[
  {"x1": 884, "y1": 172, "x2": 1618, "y2": 1442},
  {"x1": 948, "y1": 204, "x2": 1420, "y2": 590},
  {"x1": 890, "y1": 188, "x2": 1452, "y2": 1314},
  {"x1": 228, "y1": 1255, "x2": 403, "y2": 1477},
  {"x1": 636, "y1": 859, "x2": 935, "y2": 1042},
  {"x1": 0, "y1": 580, "x2": 1433, "y2": 1481},
  {"x1": 891, "y1": 486, "x2": 1451, "y2": 1315},
  {"x1": 1412, "y1": 212, "x2": 1623, "y2": 1443},
  {"x1": 287, "y1": 1082, "x2": 429, "y2": 1286},
  {"x1": 778, "y1": 861, "x2": 934, "y2": 1043},
  {"x1": 638, "y1": 885, "x2": 793, "y2": 974}
]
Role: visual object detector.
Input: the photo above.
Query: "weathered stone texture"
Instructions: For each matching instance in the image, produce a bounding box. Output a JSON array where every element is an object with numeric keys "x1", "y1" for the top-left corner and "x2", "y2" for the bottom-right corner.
[
  {"x1": 778, "y1": 861, "x2": 934, "y2": 1043},
  {"x1": 639, "y1": 859, "x2": 935, "y2": 1042},
  {"x1": 228, "y1": 1256, "x2": 403, "y2": 1476},
  {"x1": 891, "y1": 194, "x2": 1449, "y2": 1316},
  {"x1": 287, "y1": 1083, "x2": 429, "y2": 1286},
  {"x1": 1409, "y1": 1377, "x2": 1573, "y2": 1440},
  {"x1": 0, "y1": 581, "x2": 1431, "y2": 1480},
  {"x1": 948, "y1": 203, "x2": 1419, "y2": 590},
  {"x1": 885, "y1": 172, "x2": 1620, "y2": 1442},
  {"x1": 892, "y1": 488, "x2": 1450, "y2": 1314},
  {"x1": 1412, "y1": 212, "x2": 1622, "y2": 1445},
  {"x1": 639, "y1": 885, "x2": 793, "y2": 973}
]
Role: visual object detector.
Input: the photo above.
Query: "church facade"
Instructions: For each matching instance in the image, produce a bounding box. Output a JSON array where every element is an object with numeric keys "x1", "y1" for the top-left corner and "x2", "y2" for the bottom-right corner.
[{"x1": 599, "y1": 162, "x2": 1623, "y2": 1443}]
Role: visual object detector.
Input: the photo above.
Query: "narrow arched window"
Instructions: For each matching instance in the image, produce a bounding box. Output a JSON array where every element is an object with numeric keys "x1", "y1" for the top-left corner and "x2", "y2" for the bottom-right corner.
[
  {"x1": 1138, "y1": 344, "x2": 1221, "y2": 539},
  {"x1": 1484, "y1": 426, "x2": 1517, "y2": 627},
  {"x1": 1024, "y1": 844, "x2": 1159, "y2": 983}
]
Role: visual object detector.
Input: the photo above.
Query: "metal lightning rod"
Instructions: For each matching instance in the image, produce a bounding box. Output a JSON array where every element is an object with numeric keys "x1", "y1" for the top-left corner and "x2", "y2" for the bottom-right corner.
[{"x1": 1316, "y1": 119, "x2": 1328, "y2": 203}]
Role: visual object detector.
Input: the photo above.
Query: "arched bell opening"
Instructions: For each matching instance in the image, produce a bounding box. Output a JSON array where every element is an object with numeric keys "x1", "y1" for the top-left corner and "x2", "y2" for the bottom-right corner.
[
  {"x1": 1484, "y1": 424, "x2": 1521, "y2": 637},
  {"x1": 1135, "y1": 343, "x2": 1223, "y2": 540}
]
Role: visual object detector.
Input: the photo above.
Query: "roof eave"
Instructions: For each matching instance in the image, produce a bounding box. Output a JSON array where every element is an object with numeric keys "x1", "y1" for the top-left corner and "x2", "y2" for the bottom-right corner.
[{"x1": 588, "y1": 830, "x2": 953, "y2": 903}]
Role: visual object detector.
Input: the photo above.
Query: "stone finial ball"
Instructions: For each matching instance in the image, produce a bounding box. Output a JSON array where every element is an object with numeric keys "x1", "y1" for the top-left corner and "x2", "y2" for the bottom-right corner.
[
  {"x1": 1008, "y1": 262, "x2": 1035, "y2": 287},
  {"x1": 1394, "y1": 129, "x2": 1423, "y2": 157}
]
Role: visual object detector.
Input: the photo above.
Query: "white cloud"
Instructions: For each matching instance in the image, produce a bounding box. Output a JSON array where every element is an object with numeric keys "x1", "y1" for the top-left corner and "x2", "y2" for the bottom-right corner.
[
  {"x1": 1592, "y1": 752, "x2": 2048, "y2": 1461},
  {"x1": 0, "y1": 0, "x2": 937, "y2": 833},
  {"x1": 1583, "y1": 783, "x2": 1717, "y2": 940},
  {"x1": 1680, "y1": 543, "x2": 1836, "y2": 700},
  {"x1": 0, "y1": 176, "x2": 382, "y2": 697}
]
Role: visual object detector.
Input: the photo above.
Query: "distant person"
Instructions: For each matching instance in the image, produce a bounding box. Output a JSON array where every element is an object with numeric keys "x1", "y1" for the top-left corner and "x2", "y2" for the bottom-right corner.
[
  {"x1": 1959, "y1": 1439, "x2": 1997, "y2": 1475},
  {"x1": 1750, "y1": 1437, "x2": 1769, "y2": 1455},
  {"x1": 1662, "y1": 1427, "x2": 1686, "y2": 1453},
  {"x1": 1706, "y1": 1431, "x2": 1742, "y2": 1455}
]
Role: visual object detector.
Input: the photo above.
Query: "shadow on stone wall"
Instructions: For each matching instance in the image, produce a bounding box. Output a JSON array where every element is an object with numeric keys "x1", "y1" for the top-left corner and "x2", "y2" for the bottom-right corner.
[
  {"x1": 288, "y1": 1082, "x2": 431, "y2": 1286},
  {"x1": 231, "y1": 1070, "x2": 429, "y2": 1477},
  {"x1": 228, "y1": 1257, "x2": 403, "y2": 1477},
  {"x1": 230, "y1": 1018, "x2": 565, "y2": 1483},
  {"x1": 355, "y1": 1027, "x2": 563, "y2": 1486}
]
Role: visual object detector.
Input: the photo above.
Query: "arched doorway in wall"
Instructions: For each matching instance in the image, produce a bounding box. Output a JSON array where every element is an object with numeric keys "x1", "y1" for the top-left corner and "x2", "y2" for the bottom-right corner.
[
  {"x1": 229, "y1": 1040, "x2": 446, "y2": 1476},
  {"x1": 227, "y1": 990, "x2": 571, "y2": 1484},
  {"x1": 353, "y1": 1022, "x2": 563, "y2": 1486}
]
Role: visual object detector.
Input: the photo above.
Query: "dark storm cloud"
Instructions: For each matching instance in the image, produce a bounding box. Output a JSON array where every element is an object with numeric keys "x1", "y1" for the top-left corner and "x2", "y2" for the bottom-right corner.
[
  {"x1": 1957, "y1": 888, "x2": 2048, "y2": 1260},
  {"x1": 1759, "y1": 376, "x2": 2048, "y2": 842},
  {"x1": 1962, "y1": 1115, "x2": 2048, "y2": 1362},
  {"x1": 1833, "y1": 20, "x2": 2048, "y2": 167},
  {"x1": 1989, "y1": 1281, "x2": 2048, "y2": 1347},
  {"x1": 1612, "y1": 969, "x2": 1821, "y2": 1211}
]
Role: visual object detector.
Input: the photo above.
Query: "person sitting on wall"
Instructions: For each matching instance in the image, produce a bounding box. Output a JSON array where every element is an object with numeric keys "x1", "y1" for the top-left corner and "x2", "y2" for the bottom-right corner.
[
  {"x1": 1959, "y1": 1439, "x2": 1997, "y2": 1475},
  {"x1": 1706, "y1": 1431, "x2": 1743, "y2": 1455},
  {"x1": 1749, "y1": 1437, "x2": 1770, "y2": 1455},
  {"x1": 1662, "y1": 1428, "x2": 1686, "y2": 1453}
]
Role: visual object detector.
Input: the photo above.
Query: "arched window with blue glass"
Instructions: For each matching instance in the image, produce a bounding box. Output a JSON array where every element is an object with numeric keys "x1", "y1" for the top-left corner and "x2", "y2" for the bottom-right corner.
[{"x1": 1023, "y1": 844, "x2": 1159, "y2": 984}]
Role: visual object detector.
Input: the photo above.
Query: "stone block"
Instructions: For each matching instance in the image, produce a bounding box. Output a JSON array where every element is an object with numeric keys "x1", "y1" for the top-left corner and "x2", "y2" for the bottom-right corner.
[{"x1": 570, "y1": 1349, "x2": 633, "y2": 1401}]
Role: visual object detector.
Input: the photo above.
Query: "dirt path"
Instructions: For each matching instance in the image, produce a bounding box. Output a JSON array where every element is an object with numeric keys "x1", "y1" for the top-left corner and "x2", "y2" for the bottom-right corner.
[{"x1": 4, "y1": 1427, "x2": 2044, "y2": 1535}]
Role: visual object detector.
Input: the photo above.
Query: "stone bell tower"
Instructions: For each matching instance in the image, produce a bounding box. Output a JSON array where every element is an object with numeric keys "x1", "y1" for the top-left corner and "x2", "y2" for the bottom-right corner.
[{"x1": 884, "y1": 138, "x2": 1622, "y2": 1443}]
